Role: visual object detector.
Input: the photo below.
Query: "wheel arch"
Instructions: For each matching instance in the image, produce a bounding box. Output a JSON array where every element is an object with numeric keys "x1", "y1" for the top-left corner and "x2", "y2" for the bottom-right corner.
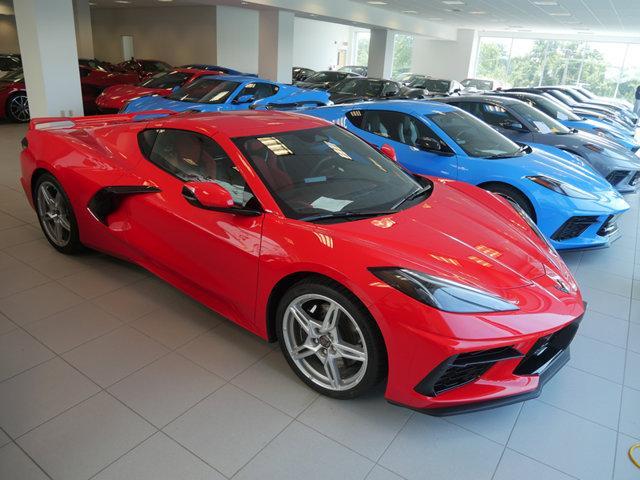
[
  {"x1": 477, "y1": 181, "x2": 537, "y2": 223},
  {"x1": 30, "y1": 167, "x2": 53, "y2": 203}
]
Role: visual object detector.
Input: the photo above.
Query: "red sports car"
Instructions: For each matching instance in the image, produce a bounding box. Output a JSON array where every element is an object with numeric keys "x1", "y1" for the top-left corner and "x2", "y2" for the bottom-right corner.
[
  {"x1": 20, "y1": 110, "x2": 584, "y2": 414},
  {"x1": 96, "y1": 68, "x2": 221, "y2": 113},
  {"x1": 0, "y1": 66, "x2": 141, "y2": 122}
]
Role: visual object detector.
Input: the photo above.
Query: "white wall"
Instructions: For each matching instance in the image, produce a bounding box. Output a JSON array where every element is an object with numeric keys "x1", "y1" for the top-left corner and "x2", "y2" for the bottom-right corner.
[
  {"x1": 216, "y1": 6, "x2": 259, "y2": 73},
  {"x1": 292, "y1": 17, "x2": 351, "y2": 71},
  {"x1": 411, "y1": 28, "x2": 478, "y2": 81},
  {"x1": 91, "y1": 6, "x2": 217, "y2": 65},
  {"x1": 0, "y1": 14, "x2": 18, "y2": 53}
]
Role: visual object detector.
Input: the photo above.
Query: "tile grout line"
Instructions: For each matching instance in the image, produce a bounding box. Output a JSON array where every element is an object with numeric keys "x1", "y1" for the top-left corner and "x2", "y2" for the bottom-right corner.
[
  {"x1": 611, "y1": 194, "x2": 639, "y2": 480},
  {"x1": 0, "y1": 426, "x2": 55, "y2": 480},
  {"x1": 490, "y1": 401, "x2": 524, "y2": 480}
]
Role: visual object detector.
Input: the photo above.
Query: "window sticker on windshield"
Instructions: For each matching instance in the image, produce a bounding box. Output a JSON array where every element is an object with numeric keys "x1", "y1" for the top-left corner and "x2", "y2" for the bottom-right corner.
[
  {"x1": 311, "y1": 197, "x2": 353, "y2": 212},
  {"x1": 304, "y1": 176, "x2": 327, "y2": 183},
  {"x1": 557, "y1": 112, "x2": 569, "y2": 121},
  {"x1": 533, "y1": 121, "x2": 552, "y2": 134}
]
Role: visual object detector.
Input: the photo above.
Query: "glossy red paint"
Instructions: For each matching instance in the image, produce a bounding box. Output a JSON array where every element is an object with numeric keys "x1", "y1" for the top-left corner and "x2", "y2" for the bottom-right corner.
[
  {"x1": 95, "y1": 69, "x2": 219, "y2": 113},
  {"x1": 20, "y1": 110, "x2": 584, "y2": 412}
]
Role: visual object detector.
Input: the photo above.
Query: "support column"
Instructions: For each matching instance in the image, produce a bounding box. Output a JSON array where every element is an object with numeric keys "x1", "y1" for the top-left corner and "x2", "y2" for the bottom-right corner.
[
  {"x1": 216, "y1": 6, "x2": 259, "y2": 75},
  {"x1": 258, "y1": 10, "x2": 294, "y2": 83},
  {"x1": 74, "y1": 0, "x2": 94, "y2": 59},
  {"x1": 14, "y1": 0, "x2": 83, "y2": 118},
  {"x1": 367, "y1": 28, "x2": 395, "y2": 79}
]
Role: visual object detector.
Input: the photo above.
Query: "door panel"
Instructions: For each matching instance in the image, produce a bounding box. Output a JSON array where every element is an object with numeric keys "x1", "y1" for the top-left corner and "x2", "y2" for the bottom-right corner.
[{"x1": 122, "y1": 128, "x2": 263, "y2": 329}]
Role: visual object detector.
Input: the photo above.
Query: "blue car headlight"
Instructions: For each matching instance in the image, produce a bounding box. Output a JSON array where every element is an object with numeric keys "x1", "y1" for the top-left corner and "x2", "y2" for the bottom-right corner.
[
  {"x1": 369, "y1": 268, "x2": 519, "y2": 313},
  {"x1": 526, "y1": 175, "x2": 598, "y2": 200}
]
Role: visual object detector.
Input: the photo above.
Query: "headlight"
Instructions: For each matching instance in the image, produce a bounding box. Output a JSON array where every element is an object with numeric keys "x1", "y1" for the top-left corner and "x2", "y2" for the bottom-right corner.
[
  {"x1": 369, "y1": 268, "x2": 519, "y2": 313},
  {"x1": 526, "y1": 175, "x2": 597, "y2": 200}
]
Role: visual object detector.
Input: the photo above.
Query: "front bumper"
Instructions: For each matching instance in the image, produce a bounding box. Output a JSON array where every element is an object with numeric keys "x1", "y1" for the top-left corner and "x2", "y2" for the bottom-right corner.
[{"x1": 373, "y1": 282, "x2": 584, "y2": 414}]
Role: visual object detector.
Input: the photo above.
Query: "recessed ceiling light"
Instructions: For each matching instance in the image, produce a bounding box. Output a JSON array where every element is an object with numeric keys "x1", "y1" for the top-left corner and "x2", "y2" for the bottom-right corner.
[
  {"x1": 469, "y1": 11, "x2": 486, "y2": 14},
  {"x1": 367, "y1": 1, "x2": 388, "y2": 4},
  {"x1": 442, "y1": 0, "x2": 465, "y2": 4},
  {"x1": 114, "y1": 0, "x2": 130, "y2": 3},
  {"x1": 402, "y1": 10, "x2": 418, "y2": 14},
  {"x1": 158, "y1": 0, "x2": 173, "y2": 2},
  {"x1": 426, "y1": 17, "x2": 443, "y2": 21},
  {"x1": 533, "y1": 1, "x2": 558, "y2": 5},
  {"x1": 549, "y1": 12, "x2": 571, "y2": 16}
]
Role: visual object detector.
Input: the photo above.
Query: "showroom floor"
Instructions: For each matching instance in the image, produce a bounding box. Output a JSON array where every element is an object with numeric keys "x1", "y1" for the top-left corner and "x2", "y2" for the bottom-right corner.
[{"x1": 0, "y1": 122, "x2": 638, "y2": 480}]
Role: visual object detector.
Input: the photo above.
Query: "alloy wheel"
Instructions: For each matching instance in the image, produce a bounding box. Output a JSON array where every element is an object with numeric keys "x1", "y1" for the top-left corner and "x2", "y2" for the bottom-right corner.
[
  {"x1": 282, "y1": 293, "x2": 368, "y2": 391},
  {"x1": 36, "y1": 181, "x2": 71, "y2": 247},
  {"x1": 9, "y1": 95, "x2": 29, "y2": 122}
]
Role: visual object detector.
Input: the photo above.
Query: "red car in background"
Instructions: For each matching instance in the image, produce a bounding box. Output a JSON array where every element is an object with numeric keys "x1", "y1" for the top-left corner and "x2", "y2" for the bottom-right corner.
[
  {"x1": 0, "y1": 65, "x2": 143, "y2": 122},
  {"x1": 116, "y1": 58, "x2": 172, "y2": 78},
  {"x1": 20, "y1": 110, "x2": 584, "y2": 414},
  {"x1": 96, "y1": 68, "x2": 220, "y2": 113}
]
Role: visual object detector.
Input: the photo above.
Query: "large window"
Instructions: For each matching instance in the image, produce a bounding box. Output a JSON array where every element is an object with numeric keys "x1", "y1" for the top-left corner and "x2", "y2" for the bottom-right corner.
[{"x1": 475, "y1": 36, "x2": 640, "y2": 103}]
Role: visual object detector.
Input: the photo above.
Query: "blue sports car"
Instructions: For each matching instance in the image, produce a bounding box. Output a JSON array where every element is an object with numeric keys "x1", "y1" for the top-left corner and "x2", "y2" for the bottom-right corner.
[
  {"x1": 306, "y1": 101, "x2": 629, "y2": 250},
  {"x1": 490, "y1": 91, "x2": 639, "y2": 152},
  {"x1": 122, "y1": 75, "x2": 331, "y2": 114}
]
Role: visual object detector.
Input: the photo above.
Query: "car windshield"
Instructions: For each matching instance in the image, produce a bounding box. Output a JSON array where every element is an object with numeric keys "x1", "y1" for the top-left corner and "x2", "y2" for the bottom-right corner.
[
  {"x1": 509, "y1": 102, "x2": 572, "y2": 134},
  {"x1": 1, "y1": 69, "x2": 23, "y2": 83},
  {"x1": 408, "y1": 78, "x2": 450, "y2": 92},
  {"x1": 523, "y1": 95, "x2": 582, "y2": 122},
  {"x1": 233, "y1": 125, "x2": 425, "y2": 220},
  {"x1": 562, "y1": 88, "x2": 589, "y2": 102},
  {"x1": 462, "y1": 79, "x2": 493, "y2": 90},
  {"x1": 306, "y1": 71, "x2": 344, "y2": 83},
  {"x1": 329, "y1": 79, "x2": 384, "y2": 97},
  {"x1": 142, "y1": 61, "x2": 171, "y2": 72},
  {"x1": 575, "y1": 87, "x2": 595, "y2": 99},
  {"x1": 547, "y1": 89, "x2": 577, "y2": 107},
  {"x1": 140, "y1": 71, "x2": 190, "y2": 89},
  {"x1": 428, "y1": 109, "x2": 524, "y2": 158},
  {"x1": 167, "y1": 78, "x2": 240, "y2": 103}
]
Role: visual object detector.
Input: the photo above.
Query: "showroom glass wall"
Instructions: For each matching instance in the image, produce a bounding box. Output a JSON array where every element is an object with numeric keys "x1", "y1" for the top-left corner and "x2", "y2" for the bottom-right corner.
[
  {"x1": 350, "y1": 30, "x2": 413, "y2": 77},
  {"x1": 474, "y1": 35, "x2": 640, "y2": 102}
]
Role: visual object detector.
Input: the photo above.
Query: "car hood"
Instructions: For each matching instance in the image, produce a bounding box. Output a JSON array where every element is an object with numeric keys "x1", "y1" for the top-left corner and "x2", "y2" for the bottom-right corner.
[
  {"x1": 98, "y1": 84, "x2": 169, "y2": 106},
  {"x1": 324, "y1": 180, "x2": 557, "y2": 293},
  {"x1": 573, "y1": 130, "x2": 640, "y2": 165},
  {"x1": 123, "y1": 95, "x2": 225, "y2": 113}
]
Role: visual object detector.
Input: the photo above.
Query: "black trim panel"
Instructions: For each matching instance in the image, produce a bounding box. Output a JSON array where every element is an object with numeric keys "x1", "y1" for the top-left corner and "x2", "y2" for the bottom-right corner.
[{"x1": 87, "y1": 185, "x2": 160, "y2": 225}]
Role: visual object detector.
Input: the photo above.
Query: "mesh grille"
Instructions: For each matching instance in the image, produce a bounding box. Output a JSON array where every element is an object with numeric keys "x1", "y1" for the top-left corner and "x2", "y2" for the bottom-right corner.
[{"x1": 551, "y1": 216, "x2": 599, "y2": 241}]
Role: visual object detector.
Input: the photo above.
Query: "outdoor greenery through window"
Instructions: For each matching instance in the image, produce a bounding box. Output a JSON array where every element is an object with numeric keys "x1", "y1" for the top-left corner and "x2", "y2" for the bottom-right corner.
[{"x1": 475, "y1": 36, "x2": 640, "y2": 103}]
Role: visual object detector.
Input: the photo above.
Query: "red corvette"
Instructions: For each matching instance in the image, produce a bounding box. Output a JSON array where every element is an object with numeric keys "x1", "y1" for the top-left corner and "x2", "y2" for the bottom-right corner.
[
  {"x1": 20, "y1": 110, "x2": 584, "y2": 414},
  {"x1": 96, "y1": 68, "x2": 220, "y2": 113},
  {"x1": 0, "y1": 66, "x2": 141, "y2": 122}
]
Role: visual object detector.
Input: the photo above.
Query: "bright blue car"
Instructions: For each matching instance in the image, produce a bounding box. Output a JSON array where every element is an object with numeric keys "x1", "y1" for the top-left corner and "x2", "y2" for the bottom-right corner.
[
  {"x1": 491, "y1": 91, "x2": 639, "y2": 152},
  {"x1": 122, "y1": 75, "x2": 331, "y2": 114},
  {"x1": 306, "y1": 101, "x2": 629, "y2": 250}
]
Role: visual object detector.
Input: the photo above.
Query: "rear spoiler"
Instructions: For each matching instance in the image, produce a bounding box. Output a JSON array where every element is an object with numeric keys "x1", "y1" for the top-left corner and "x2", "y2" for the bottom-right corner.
[{"x1": 28, "y1": 110, "x2": 178, "y2": 130}]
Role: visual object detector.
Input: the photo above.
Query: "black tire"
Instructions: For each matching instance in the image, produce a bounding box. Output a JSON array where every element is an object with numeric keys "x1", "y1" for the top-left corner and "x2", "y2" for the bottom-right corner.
[
  {"x1": 276, "y1": 277, "x2": 386, "y2": 399},
  {"x1": 482, "y1": 183, "x2": 536, "y2": 222},
  {"x1": 6, "y1": 93, "x2": 29, "y2": 123},
  {"x1": 34, "y1": 173, "x2": 83, "y2": 254}
]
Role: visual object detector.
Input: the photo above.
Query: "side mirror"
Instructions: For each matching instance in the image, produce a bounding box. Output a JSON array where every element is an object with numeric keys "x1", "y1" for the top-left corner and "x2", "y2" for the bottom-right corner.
[
  {"x1": 183, "y1": 182, "x2": 233, "y2": 209},
  {"x1": 500, "y1": 120, "x2": 526, "y2": 131},
  {"x1": 416, "y1": 136, "x2": 442, "y2": 152},
  {"x1": 235, "y1": 94, "x2": 255, "y2": 104},
  {"x1": 182, "y1": 182, "x2": 262, "y2": 216},
  {"x1": 379, "y1": 144, "x2": 398, "y2": 162}
]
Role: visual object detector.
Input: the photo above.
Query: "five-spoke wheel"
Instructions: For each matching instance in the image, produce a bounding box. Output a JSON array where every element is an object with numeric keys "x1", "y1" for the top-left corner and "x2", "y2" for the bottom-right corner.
[
  {"x1": 277, "y1": 279, "x2": 385, "y2": 398},
  {"x1": 7, "y1": 93, "x2": 29, "y2": 123},
  {"x1": 35, "y1": 174, "x2": 82, "y2": 254}
]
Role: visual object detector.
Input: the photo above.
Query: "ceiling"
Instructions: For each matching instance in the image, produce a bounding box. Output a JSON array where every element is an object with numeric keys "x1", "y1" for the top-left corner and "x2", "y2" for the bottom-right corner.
[{"x1": 349, "y1": 0, "x2": 640, "y2": 36}]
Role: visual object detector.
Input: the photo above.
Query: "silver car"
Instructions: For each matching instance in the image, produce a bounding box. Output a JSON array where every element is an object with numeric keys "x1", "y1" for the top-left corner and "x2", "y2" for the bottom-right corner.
[{"x1": 436, "y1": 95, "x2": 640, "y2": 193}]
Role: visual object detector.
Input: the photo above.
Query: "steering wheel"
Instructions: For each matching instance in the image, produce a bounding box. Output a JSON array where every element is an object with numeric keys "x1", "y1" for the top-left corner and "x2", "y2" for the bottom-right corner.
[{"x1": 308, "y1": 155, "x2": 339, "y2": 177}]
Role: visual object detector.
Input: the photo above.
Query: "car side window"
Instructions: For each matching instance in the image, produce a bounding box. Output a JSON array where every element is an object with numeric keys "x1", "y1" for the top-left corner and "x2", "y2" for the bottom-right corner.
[
  {"x1": 352, "y1": 110, "x2": 439, "y2": 148},
  {"x1": 477, "y1": 103, "x2": 520, "y2": 128},
  {"x1": 238, "y1": 82, "x2": 280, "y2": 101},
  {"x1": 138, "y1": 129, "x2": 255, "y2": 207}
]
